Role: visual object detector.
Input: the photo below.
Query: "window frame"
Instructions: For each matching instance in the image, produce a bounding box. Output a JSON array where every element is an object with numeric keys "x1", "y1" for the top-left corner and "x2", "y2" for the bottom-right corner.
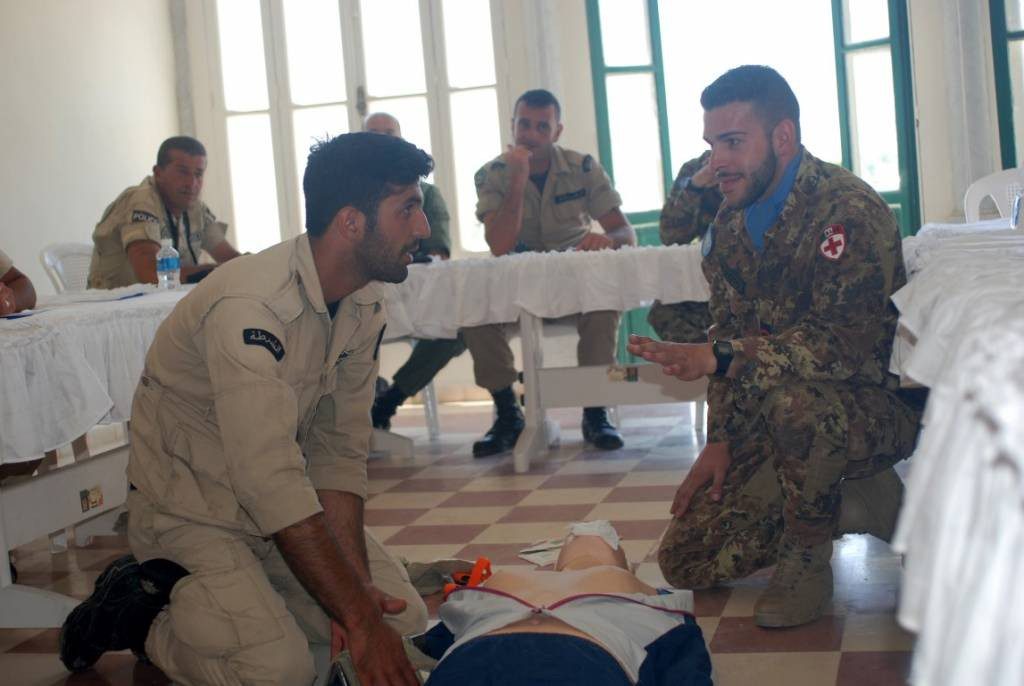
[
  {"x1": 990, "y1": 0, "x2": 1023, "y2": 168},
  {"x1": 584, "y1": 0, "x2": 921, "y2": 237}
]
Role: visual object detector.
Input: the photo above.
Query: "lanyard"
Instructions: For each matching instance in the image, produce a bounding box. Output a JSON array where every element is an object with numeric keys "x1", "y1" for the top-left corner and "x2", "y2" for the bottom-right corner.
[{"x1": 165, "y1": 208, "x2": 198, "y2": 264}]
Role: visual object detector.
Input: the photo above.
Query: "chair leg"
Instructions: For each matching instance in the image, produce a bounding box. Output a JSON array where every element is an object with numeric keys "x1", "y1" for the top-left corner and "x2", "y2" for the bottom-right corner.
[
  {"x1": 423, "y1": 381, "x2": 441, "y2": 441},
  {"x1": 694, "y1": 399, "x2": 706, "y2": 434}
]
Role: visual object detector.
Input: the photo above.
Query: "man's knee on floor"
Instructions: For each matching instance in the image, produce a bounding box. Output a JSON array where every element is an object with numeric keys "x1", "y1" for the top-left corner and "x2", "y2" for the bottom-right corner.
[
  {"x1": 657, "y1": 544, "x2": 718, "y2": 590},
  {"x1": 159, "y1": 573, "x2": 315, "y2": 684},
  {"x1": 230, "y1": 628, "x2": 316, "y2": 686}
]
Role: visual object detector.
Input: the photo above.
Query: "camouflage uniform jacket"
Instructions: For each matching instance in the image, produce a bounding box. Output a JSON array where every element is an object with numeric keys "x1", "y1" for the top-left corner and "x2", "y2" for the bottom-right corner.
[
  {"x1": 660, "y1": 151, "x2": 723, "y2": 247},
  {"x1": 416, "y1": 181, "x2": 452, "y2": 258},
  {"x1": 702, "y1": 150, "x2": 907, "y2": 446}
]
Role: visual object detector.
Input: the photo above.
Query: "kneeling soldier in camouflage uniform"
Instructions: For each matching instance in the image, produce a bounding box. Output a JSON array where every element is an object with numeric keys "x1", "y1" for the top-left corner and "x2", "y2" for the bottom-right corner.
[
  {"x1": 61, "y1": 133, "x2": 433, "y2": 686},
  {"x1": 629, "y1": 66, "x2": 925, "y2": 628}
]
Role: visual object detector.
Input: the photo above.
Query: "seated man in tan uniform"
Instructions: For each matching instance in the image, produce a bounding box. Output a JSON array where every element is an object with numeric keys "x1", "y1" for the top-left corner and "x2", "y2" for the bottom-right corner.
[
  {"x1": 466, "y1": 89, "x2": 636, "y2": 457},
  {"x1": 88, "y1": 136, "x2": 241, "y2": 289},
  {"x1": 0, "y1": 248, "x2": 36, "y2": 315},
  {"x1": 60, "y1": 132, "x2": 433, "y2": 686}
]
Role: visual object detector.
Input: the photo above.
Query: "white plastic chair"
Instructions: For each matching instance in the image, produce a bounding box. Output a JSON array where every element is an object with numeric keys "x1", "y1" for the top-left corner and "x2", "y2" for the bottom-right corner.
[
  {"x1": 963, "y1": 168, "x2": 1024, "y2": 222},
  {"x1": 39, "y1": 242, "x2": 93, "y2": 293}
]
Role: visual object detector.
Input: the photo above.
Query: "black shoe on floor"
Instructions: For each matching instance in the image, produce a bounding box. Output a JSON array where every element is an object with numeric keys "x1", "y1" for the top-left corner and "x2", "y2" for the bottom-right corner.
[
  {"x1": 372, "y1": 385, "x2": 408, "y2": 431},
  {"x1": 472, "y1": 407, "x2": 525, "y2": 457},
  {"x1": 582, "y1": 407, "x2": 624, "y2": 451},
  {"x1": 473, "y1": 388, "x2": 525, "y2": 458},
  {"x1": 59, "y1": 555, "x2": 186, "y2": 673}
]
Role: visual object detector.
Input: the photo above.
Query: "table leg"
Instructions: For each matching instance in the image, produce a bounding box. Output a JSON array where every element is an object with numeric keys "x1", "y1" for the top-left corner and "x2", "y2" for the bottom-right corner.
[{"x1": 513, "y1": 311, "x2": 559, "y2": 473}]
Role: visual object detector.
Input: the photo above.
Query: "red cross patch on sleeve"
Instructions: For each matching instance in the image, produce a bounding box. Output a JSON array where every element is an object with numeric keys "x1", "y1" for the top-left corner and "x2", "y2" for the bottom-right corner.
[{"x1": 819, "y1": 224, "x2": 847, "y2": 261}]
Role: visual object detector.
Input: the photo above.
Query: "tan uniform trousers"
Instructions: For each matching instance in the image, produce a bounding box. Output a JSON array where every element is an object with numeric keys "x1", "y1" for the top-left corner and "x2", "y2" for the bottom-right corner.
[
  {"x1": 462, "y1": 310, "x2": 619, "y2": 391},
  {"x1": 127, "y1": 491, "x2": 427, "y2": 686}
]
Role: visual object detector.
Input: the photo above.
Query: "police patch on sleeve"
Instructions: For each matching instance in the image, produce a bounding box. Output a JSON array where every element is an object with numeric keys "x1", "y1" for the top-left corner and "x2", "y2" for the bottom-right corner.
[
  {"x1": 819, "y1": 224, "x2": 847, "y2": 261},
  {"x1": 582, "y1": 154, "x2": 594, "y2": 173},
  {"x1": 243, "y1": 328, "x2": 285, "y2": 361},
  {"x1": 700, "y1": 223, "x2": 715, "y2": 257},
  {"x1": 131, "y1": 210, "x2": 159, "y2": 223}
]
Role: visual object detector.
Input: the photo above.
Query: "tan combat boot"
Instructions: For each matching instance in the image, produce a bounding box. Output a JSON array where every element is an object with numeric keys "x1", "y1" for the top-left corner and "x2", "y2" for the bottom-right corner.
[
  {"x1": 836, "y1": 467, "x2": 904, "y2": 543},
  {"x1": 754, "y1": 537, "x2": 833, "y2": 628}
]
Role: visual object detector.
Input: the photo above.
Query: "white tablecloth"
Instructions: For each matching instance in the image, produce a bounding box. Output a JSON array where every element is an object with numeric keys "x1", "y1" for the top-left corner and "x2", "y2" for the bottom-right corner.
[
  {"x1": 382, "y1": 244, "x2": 707, "y2": 339},
  {"x1": 0, "y1": 245, "x2": 708, "y2": 463},
  {"x1": 0, "y1": 286, "x2": 188, "y2": 462},
  {"x1": 889, "y1": 219, "x2": 1024, "y2": 686}
]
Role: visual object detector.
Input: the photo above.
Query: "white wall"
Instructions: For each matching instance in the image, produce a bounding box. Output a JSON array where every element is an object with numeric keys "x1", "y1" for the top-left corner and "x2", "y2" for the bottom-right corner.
[{"x1": 0, "y1": 0, "x2": 179, "y2": 294}]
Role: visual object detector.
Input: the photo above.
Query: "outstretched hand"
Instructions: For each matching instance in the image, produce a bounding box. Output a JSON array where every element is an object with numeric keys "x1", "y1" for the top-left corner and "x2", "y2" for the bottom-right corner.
[{"x1": 627, "y1": 334, "x2": 716, "y2": 381}]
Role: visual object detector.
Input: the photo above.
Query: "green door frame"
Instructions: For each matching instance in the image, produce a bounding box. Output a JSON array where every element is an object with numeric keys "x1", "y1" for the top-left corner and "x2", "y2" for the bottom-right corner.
[{"x1": 990, "y1": 0, "x2": 1023, "y2": 169}]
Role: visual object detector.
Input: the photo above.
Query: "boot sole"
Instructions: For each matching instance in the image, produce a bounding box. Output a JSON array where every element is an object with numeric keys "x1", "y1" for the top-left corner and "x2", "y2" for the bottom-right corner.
[
  {"x1": 59, "y1": 555, "x2": 140, "y2": 672},
  {"x1": 754, "y1": 598, "x2": 830, "y2": 628}
]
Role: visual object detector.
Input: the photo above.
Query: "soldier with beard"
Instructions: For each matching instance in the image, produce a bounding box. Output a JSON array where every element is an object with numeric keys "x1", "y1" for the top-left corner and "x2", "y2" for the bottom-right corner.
[
  {"x1": 61, "y1": 133, "x2": 431, "y2": 686},
  {"x1": 629, "y1": 66, "x2": 924, "y2": 628}
]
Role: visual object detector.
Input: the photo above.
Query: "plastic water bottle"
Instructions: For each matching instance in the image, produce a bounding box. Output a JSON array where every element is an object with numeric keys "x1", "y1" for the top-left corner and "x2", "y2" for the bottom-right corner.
[{"x1": 156, "y1": 238, "x2": 180, "y2": 290}]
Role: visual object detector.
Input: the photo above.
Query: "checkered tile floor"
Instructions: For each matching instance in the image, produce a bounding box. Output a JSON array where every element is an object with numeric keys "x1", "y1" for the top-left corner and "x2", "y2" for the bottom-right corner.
[{"x1": 1, "y1": 402, "x2": 913, "y2": 685}]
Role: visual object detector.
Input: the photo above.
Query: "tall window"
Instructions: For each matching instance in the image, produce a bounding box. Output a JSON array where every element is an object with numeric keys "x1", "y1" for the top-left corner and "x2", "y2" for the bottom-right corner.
[
  {"x1": 586, "y1": 0, "x2": 920, "y2": 236},
  {"x1": 206, "y1": 0, "x2": 503, "y2": 254},
  {"x1": 992, "y1": 0, "x2": 1024, "y2": 168}
]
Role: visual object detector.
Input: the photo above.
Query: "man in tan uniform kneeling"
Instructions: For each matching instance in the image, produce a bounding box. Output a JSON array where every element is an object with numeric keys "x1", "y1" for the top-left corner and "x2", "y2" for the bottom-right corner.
[{"x1": 60, "y1": 132, "x2": 433, "y2": 686}]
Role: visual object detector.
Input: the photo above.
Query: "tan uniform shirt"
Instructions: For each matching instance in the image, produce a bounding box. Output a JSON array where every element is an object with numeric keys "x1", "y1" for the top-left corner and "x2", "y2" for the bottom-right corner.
[
  {"x1": 0, "y1": 248, "x2": 12, "y2": 279},
  {"x1": 474, "y1": 145, "x2": 622, "y2": 252},
  {"x1": 127, "y1": 234, "x2": 386, "y2": 537},
  {"x1": 88, "y1": 176, "x2": 228, "y2": 289}
]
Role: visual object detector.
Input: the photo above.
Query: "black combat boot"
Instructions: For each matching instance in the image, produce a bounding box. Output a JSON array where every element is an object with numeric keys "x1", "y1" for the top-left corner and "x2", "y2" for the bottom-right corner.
[
  {"x1": 372, "y1": 384, "x2": 408, "y2": 431},
  {"x1": 582, "y1": 407, "x2": 624, "y2": 450},
  {"x1": 60, "y1": 555, "x2": 188, "y2": 672},
  {"x1": 472, "y1": 387, "x2": 525, "y2": 458}
]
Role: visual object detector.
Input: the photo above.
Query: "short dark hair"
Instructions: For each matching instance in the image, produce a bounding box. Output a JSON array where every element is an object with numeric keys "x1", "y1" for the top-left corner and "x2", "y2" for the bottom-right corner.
[
  {"x1": 302, "y1": 132, "x2": 433, "y2": 237},
  {"x1": 156, "y1": 136, "x2": 207, "y2": 167},
  {"x1": 700, "y1": 65, "x2": 801, "y2": 142},
  {"x1": 513, "y1": 89, "x2": 562, "y2": 121}
]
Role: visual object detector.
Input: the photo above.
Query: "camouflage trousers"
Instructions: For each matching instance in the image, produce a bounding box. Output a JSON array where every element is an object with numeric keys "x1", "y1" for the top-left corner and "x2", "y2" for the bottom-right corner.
[
  {"x1": 658, "y1": 381, "x2": 923, "y2": 589},
  {"x1": 647, "y1": 300, "x2": 713, "y2": 344}
]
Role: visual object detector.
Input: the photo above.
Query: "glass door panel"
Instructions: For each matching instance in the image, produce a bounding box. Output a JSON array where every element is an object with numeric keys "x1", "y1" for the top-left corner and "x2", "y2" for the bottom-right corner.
[
  {"x1": 449, "y1": 88, "x2": 501, "y2": 252},
  {"x1": 842, "y1": 0, "x2": 890, "y2": 43},
  {"x1": 359, "y1": 0, "x2": 426, "y2": 97},
  {"x1": 846, "y1": 48, "x2": 900, "y2": 191},
  {"x1": 605, "y1": 73, "x2": 663, "y2": 212},
  {"x1": 216, "y1": 0, "x2": 269, "y2": 112},
  {"x1": 282, "y1": 0, "x2": 346, "y2": 106},
  {"x1": 597, "y1": 0, "x2": 651, "y2": 66},
  {"x1": 226, "y1": 114, "x2": 281, "y2": 252},
  {"x1": 442, "y1": 0, "x2": 497, "y2": 88}
]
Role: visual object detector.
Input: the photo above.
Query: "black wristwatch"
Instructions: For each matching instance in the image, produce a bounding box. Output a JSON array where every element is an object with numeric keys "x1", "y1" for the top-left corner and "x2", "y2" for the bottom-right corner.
[{"x1": 711, "y1": 339, "x2": 734, "y2": 376}]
